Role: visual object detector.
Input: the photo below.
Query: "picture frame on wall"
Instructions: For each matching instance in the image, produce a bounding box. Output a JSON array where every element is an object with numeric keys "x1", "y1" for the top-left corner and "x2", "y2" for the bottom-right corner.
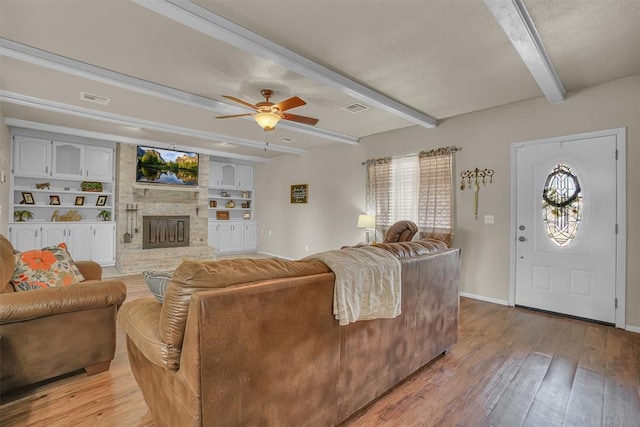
[
  {"x1": 75, "y1": 196, "x2": 85, "y2": 206},
  {"x1": 290, "y1": 184, "x2": 308, "y2": 204},
  {"x1": 49, "y1": 195, "x2": 61, "y2": 205},
  {"x1": 96, "y1": 195, "x2": 107, "y2": 206},
  {"x1": 21, "y1": 192, "x2": 35, "y2": 205}
]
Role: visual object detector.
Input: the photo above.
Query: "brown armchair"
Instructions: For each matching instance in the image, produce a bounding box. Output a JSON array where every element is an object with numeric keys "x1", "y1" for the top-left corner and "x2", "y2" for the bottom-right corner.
[
  {"x1": 383, "y1": 221, "x2": 419, "y2": 243},
  {"x1": 0, "y1": 234, "x2": 127, "y2": 394}
]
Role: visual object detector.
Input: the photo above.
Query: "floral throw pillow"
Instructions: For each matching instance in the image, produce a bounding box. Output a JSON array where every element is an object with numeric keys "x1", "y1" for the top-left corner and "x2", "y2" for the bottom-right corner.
[{"x1": 11, "y1": 243, "x2": 86, "y2": 291}]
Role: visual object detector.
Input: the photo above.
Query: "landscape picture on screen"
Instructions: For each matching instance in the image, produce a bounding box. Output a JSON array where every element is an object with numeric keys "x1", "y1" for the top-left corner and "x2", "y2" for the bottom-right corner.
[{"x1": 136, "y1": 146, "x2": 199, "y2": 186}]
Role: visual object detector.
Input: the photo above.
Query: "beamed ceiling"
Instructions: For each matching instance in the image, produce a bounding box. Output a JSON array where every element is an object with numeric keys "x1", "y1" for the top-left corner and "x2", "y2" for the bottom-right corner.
[{"x1": 0, "y1": 0, "x2": 638, "y2": 162}]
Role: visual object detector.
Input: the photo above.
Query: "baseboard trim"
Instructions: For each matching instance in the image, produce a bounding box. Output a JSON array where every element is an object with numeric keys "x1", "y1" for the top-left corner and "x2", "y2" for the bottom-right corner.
[
  {"x1": 257, "y1": 251, "x2": 295, "y2": 261},
  {"x1": 626, "y1": 324, "x2": 640, "y2": 334},
  {"x1": 459, "y1": 292, "x2": 509, "y2": 306}
]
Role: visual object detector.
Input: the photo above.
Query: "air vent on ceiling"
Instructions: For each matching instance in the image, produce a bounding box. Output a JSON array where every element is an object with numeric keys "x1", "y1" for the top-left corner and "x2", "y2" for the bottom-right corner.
[
  {"x1": 80, "y1": 92, "x2": 110, "y2": 106},
  {"x1": 342, "y1": 102, "x2": 369, "y2": 113}
]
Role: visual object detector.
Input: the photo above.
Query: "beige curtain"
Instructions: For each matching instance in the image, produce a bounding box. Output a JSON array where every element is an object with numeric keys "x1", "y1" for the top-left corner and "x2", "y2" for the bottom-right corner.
[
  {"x1": 365, "y1": 157, "x2": 392, "y2": 242},
  {"x1": 418, "y1": 147, "x2": 454, "y2": 246}
]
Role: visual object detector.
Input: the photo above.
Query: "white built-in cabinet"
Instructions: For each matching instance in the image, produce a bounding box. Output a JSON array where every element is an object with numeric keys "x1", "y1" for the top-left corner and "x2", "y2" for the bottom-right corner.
[
  {"x1": 208, "y1": 160, "x2": 257, "y2": 254},
  {"x1": 9, "y1": 131, "x2": 117, "y2": 266}
]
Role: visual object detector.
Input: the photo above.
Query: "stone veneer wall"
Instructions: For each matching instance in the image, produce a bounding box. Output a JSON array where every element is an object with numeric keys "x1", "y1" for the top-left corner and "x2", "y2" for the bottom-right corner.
[{"x1": 115, "y1": 144, "x2": 216, "y2": 273}]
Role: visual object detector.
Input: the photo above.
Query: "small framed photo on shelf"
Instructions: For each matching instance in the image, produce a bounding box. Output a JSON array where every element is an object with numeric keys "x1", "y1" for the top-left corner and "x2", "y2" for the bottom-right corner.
[
  {"x1": 74, "y1": 196, "x2": 85, "y2": 206},
  {"x1": 96, "y1": 195, "x2": 107, "y2": 206},
  {"x1": 242, "y1": 191, "x2": 250, "y2": 199},
  {"x1": 243, "y1": 212, "x2": 251, "y2": 220},
  {"x1": 209, "y1": 200, "x2": 217, "y2": 208},
  {"x1": 21, "y1": 192, "x2": 35, "y2": 205},
  {"x1": 49, "y1": 195, "x2": 61, "y2": 205},
  {"x1": 216, "y1": 211, "x2": 230, "y2": 220}
]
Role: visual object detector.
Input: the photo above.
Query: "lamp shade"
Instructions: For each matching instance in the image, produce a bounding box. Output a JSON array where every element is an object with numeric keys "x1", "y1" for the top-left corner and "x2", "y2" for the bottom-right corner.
[
  {"x1": 254, "y1": 112, "x2": 281, "y2": 130},
  {"x1": 357, "y1": 214, "x2": 375, "y2": 229}
]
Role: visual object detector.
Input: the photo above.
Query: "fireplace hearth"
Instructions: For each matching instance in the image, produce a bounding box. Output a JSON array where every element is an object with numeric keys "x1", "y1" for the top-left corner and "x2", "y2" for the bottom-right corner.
[{"x1": 143, "y1": 215, "x2": 190, "y2": 249}]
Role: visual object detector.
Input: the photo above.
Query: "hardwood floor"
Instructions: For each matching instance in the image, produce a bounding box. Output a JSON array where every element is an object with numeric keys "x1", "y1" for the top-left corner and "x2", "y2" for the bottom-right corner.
[{"x1": 1, "y1": 276, "x2": 639, "y2": 426}]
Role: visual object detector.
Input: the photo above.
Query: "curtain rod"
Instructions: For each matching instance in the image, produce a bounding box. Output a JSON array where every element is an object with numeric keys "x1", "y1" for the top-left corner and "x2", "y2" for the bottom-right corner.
[{"x1": 361, "y1": 146, "x2": 458, "y2": 165}]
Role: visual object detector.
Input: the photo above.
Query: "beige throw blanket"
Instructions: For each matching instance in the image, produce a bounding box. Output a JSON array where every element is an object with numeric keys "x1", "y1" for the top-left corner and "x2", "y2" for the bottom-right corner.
[{"x1": 305, "y1": 246, "x2": 402, "y2": 326}]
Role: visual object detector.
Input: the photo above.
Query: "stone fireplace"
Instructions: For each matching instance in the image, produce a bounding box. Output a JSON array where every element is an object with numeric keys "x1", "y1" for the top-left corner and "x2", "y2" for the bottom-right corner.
[{"x1": 143, "y1": 215, "x2": 190, "y2": 249}]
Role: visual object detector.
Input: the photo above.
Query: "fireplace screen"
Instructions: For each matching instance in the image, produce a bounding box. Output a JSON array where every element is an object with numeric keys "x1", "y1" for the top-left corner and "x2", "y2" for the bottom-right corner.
[{"x1": 143, "y1": 215, "x2": 190, "y2": 249}]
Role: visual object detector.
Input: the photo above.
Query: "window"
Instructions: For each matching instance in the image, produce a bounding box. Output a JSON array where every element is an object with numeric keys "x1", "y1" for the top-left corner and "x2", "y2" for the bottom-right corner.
[
  {"x1": 366, "y1": 147, "x2": 455, "y2": 244},
  {"x1": 542, "y1": 163, "x2": 582, "y2": 247}
]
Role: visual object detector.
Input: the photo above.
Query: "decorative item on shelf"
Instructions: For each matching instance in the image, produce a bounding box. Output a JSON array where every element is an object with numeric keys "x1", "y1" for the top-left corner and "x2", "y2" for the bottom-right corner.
[
  {"x1": 51, "y1": 210, "x2": 82, "y2": 222},
  {"x1": 13, "y1": 210, "x2": 34, "y2": 222},
  {"x1": 221, "y1": 191, "x2": 229, "y2": 197},
  {"x1": 243, "y1": 212, "x2": 251, "y2": 220},
  {"x1": 21, "y1": 192, "x2": 35, "y2": 205},
  {"x1": 242, "y1": 191, "x2": 250, "y2": 199},
  {"x1": 225, "y1": 200, "x2": 235, "y2": 208},
  {"x1": 80, "y1": 181, "x2": 103, "y2": 192},
  {"x1": 75, "y1": 196, "x2": 85, "y2": 206},
  {"x1": 97, "y1": 210, "x2": 111, "y2": 221},
  {"x1": 460, "y1": 167, "x2": 495, "y2": 219},
  {"x1": 357, "y1": 214, "x2": 376, "y2": 243},
  {"x1": 216, "y1": 211, "x2": 230, "y2": 220},
  {"x1": 49, "y1": 195, "x2": 60, "y2": 205},
  {"x1": 64, "y1": 187, "x2": 70, "y2": 191},
  {"x1": 35, "y1": 182, "x2": 50, "y2": 190},
  {"x1": 290, "y1": 184, "x2": 308, "y2": 204},
  {"x1": 96, "y1": 195, "x2": 107, "y2": 206},
  {"x1": 209, "y1": 200, "x2": 217, "y2": 208},
  {"x1": 241, "y1": 202, "x2": 247, "y2": 209}
]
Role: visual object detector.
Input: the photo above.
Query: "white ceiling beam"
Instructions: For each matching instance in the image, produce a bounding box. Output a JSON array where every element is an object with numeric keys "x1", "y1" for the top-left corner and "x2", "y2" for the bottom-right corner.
[
  {"x1": 131, "y1": 0, "x2": 438, "y2": 128},
  {"x1": 5, "y1": 118, "x2": 271, "y2": 164},
  {"x1": 0, "y1": 91, "x2": 306, "y2": 155},
  {"x1": 0, "y1": 38, "x2": 358, "y2": 145},
  {"x1": 483, "y1": 0, "x2": 565, "y2": 103}
]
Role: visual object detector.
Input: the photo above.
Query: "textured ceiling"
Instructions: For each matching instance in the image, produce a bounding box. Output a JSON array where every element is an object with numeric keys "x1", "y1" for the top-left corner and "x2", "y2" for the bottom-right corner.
[{"x1": 0, "y1": 0, "x2": 638, "y2": 161}]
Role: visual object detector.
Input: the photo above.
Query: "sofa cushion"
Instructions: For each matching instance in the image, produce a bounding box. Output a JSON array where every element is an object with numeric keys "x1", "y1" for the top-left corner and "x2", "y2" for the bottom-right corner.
[
  {"x1": 11, "y1": 243, "x2": 85, "y2": 291},
  {"x1": 143, "y1": 271, "x2": 173, "y2": 303}
]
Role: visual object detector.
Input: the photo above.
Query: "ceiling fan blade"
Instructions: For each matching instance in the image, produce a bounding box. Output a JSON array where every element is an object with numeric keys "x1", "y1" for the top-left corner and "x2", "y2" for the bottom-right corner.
[
  {"x1": 282, "y1": 113, "x2": 319, "y2": 126},
  {"x1": 222, "y1": 95, "x2": 257, "y2": 110},
  {"x1": 275, "y1": 96, "x2": 306, "y2": 112},
  {"x1": 215, "y1": 113, "x2": 253, "y2": 119}
]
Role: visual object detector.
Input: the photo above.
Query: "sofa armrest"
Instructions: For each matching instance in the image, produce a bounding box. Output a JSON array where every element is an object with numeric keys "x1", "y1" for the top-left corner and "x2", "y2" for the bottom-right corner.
[
  {"x1": 118, "y1": 298, "x2": 178, "y2": 369},
  {"x1": 75, "y1": 260, "x2": 102, "y2": 281},
  {"x1": 0, "y1": 280, "x2": 126, "y2": 324}
]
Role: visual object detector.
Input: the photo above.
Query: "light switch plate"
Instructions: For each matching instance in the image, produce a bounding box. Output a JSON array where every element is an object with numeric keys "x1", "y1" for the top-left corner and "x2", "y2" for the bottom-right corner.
[{"x1": 484, "y1": 215, "x2": 495, "y2": 224}]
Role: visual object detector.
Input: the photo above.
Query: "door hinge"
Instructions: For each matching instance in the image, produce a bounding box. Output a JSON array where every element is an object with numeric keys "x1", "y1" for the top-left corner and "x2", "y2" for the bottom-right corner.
[
  {"x1": 615, "y1": 224, "x2": 618, "y2": 234},
  {"x1": 615, "y1": 149, "x2": 618, "y2": 160},
  {"x1": 615, "y1": 298, "x2": 618, "y2": 309}
]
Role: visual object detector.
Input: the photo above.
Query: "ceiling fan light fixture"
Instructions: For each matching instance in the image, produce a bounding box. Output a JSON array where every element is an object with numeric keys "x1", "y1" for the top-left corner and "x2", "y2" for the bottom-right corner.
[{"x1": 254, "y1": 111, "x2": 281, "y2": 130}]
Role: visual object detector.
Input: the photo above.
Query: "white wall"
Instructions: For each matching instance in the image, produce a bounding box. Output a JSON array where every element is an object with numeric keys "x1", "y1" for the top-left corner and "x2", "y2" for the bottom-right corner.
[
  {"x1": 0, "y1": 111, "x2": 11, "y2": 235},
  {"x1": 255, "y1": 74, "x2": 640, "y2": 326}
]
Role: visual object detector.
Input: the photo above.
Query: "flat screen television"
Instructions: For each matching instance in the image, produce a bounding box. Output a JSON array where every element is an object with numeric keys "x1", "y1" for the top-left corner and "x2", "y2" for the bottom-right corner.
[{"x1": 136, "y1": 146, "x2": 199, "y2": 186}]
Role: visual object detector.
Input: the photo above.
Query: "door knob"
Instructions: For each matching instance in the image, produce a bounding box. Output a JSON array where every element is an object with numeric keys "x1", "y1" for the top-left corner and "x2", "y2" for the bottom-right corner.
[{"x1": 518, "y1": 236, "x2": 526, "y2": 242}]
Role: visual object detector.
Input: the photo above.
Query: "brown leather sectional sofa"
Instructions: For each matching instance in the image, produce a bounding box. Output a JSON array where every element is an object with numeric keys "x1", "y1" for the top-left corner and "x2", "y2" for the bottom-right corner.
[
  {"x1": 0, "y1": 235, "x2": 127, "y2": 394},
  {"x1": 118, "y1": 240, "x2": 460, "y2": 426}
]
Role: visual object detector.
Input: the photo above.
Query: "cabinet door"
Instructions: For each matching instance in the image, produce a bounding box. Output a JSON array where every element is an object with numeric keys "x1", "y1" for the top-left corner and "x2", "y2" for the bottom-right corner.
[
  {"x1": 9, "y1": 224, "x2": 41, "y2": 252},
  {"x1": 220, "y1": 164, "x2": 237, "y2": 188},
  {"x1": 52, "y1": 141, "x2": 84, "y2": 179},
  {"x1": 208, "y1": 223, "x2": 219, "y2": 249},
  {"x1": 40, "y1": 224, "x2": 68, "y2": 248},
  {"x1": 243, "y1": 222, "x2": 257, "y2": 250},
  {"x1": 13, "y1": 136, "x2": 51, "y2": 177},
  {"x1": 91, "y1": 223, "x2": 115, "y2": 265},
  {"x1": 236, "y1": 165, "x2": 254, "y2": 190},
  {"x1": 231, "y1": 222, "x2": 244, "y2": 251},
  {"x1": 67, "y1": 225, "x2": 92, "y2": 261},
  {"x1": 218, "y1": 223, "x2": 234, "y2": 253},
  {"x1": 209, "y1": 161, "x2": 222, "y2": 188},
  {"x1": 85, "y1": 146, "x2": 114, "y2": 181}
]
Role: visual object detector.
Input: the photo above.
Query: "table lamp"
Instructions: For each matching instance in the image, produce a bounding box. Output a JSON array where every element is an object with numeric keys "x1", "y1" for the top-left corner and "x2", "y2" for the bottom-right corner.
[{"x1": 357, "y1": 214, "x2": 376, "y2": 243}]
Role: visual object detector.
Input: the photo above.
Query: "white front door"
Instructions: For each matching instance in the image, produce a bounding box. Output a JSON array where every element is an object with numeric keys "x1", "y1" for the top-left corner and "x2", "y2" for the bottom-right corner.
[{"x1": 514, "y1": 133, "x2": 619, "y2": 324}]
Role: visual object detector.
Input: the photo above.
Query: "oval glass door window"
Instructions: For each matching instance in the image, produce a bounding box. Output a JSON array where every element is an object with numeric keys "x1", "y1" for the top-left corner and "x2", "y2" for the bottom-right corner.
[{"x1": 542, "y1": 163, "x2": 582, "y2": 247}]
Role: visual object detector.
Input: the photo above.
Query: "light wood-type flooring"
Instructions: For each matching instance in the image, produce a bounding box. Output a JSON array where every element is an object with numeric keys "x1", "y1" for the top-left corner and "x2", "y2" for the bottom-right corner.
[{"x1": 1, "y1": 274, "x2": 639, "y2": 426}]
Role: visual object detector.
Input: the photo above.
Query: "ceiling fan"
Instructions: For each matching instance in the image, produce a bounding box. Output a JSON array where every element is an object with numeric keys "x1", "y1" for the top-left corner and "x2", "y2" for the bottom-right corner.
[{"x1": 216, "y1": 89, "x2": 319, "y2": 131}]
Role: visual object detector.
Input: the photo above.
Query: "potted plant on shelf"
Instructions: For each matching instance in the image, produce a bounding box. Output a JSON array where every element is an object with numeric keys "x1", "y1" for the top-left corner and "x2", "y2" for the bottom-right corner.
[
  {"x1": 97, "y1": 210, "x2": 111, "y2": 221},
  {"x1": 14, "y1": 210, "x2": 34, "y2": 222},
  {"x1": 81, "y1": 181, "x2": 103, "y2": 192}
]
